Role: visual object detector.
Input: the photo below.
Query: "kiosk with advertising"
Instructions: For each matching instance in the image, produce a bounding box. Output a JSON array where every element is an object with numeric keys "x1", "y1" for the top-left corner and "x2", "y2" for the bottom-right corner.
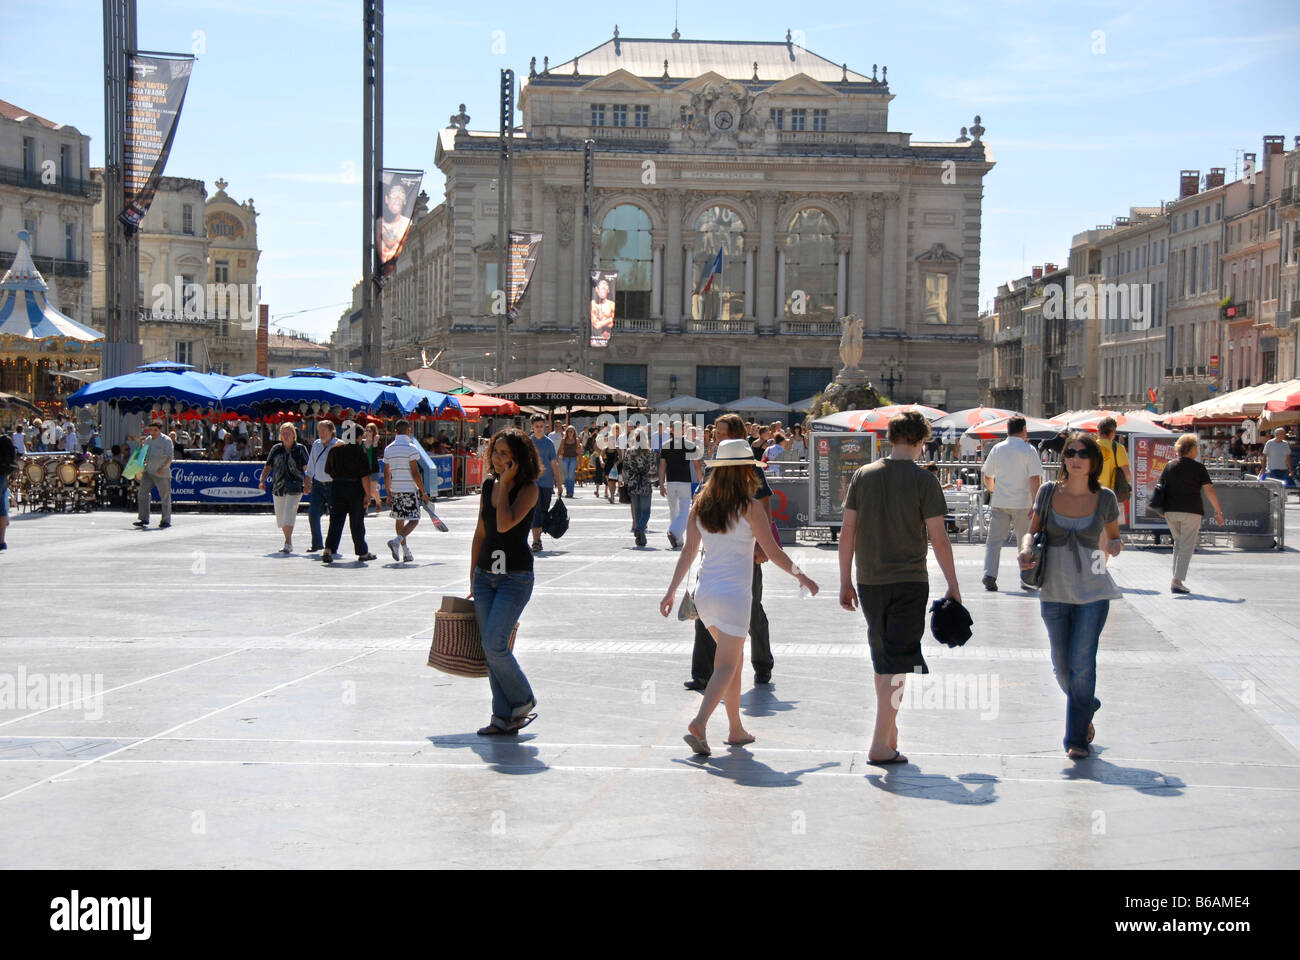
[{"x1": 809, "y1": 431, "x2": 877, "y2": 526}]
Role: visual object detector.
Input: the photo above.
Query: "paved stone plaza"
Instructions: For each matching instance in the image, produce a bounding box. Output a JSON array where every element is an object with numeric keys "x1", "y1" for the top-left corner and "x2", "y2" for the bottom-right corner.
[{"x1": 1, "y1": 492, "x2": 1298, "y2": 869}]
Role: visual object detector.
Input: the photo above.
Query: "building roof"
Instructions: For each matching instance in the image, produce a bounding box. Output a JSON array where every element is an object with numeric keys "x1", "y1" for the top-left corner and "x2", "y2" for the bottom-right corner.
[
  {"x1": 0, "y1": 97, "x2": 58, "y2": 129},
  {"x1": 544, "y1": 36, "x2": 875, "y2": 84},
  {"x1": 267, "y1": 333, "x2": 329, "y2": 352}
]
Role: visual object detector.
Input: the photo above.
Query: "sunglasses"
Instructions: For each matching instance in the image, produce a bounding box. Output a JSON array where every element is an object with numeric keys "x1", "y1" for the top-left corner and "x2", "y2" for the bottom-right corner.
[{"x1": 1063, "y1": 448, "x2": 1089, "y2": 459}]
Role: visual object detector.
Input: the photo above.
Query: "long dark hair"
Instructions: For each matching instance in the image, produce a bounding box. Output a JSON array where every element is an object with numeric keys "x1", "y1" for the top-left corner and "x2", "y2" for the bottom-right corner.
[
  {"x1": 1060, "y1": 430, "x2": 1102, "y2": 493},
  {"x1": 695, "y1": 464, "x2": 759, "y2": 533},
  {"x1": 488, "y1": 428, "x2": 539, "y2": 487}
]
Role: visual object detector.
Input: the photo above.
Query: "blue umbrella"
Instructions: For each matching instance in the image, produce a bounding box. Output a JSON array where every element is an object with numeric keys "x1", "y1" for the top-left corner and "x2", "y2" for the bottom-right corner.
[
  {"x1": 67, "y1": 366, "x2": 236, "y2": 414},
  {"x1": 222, "y1": 371, "x2": 374, "y2": 416}
]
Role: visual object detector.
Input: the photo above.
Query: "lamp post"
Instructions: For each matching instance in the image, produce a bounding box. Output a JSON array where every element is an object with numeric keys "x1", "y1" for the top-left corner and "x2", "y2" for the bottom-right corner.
[{"x1": 879, "y1": 355, "x2": 904, "y2": 398}]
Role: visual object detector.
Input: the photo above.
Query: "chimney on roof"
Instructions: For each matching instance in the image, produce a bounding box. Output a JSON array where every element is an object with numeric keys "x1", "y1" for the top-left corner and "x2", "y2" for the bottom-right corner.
[
  {"x1": 1179, "y1": 169, "x2": 1200, "y2": 199},
  {"x1": 1205, "y1": 167, "x2": 1225, "y2": 189},
  {"x1": 1264, "y1": 135, "x2": 1284, "y2": 155},
  {"x1": 1044, "y1": 263, "x2": 1057, "y2": 274},
  {"x1": 1245, "y1": 151, "x2": 1257, "y2": 206},
  {"x1": 1032, "y1": 266, "x2": 1043, "y2": 281}
]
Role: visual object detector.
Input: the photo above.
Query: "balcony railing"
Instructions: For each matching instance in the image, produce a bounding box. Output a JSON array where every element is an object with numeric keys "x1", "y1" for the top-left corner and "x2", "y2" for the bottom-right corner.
[
  {"x1": 0, "y1": 164, "x2": 102, "y2": 201},
  {"x1": 778, "y1": 319, "x2": 840, "y2": 336},
  {"x1": 0, "y1": 249, "x2": 89, "y2": 279},
  {"x1": 1291, "y1": 301, "x2": 1300, "y2": 318},
  {"x1": 685, "y1": 319, "x2": 754, "y2": 335},
  {"x1": 613, "y1": 317, "x2": 663, "y2": 333},
  {"x1": 1282, "y1": 186, "x2": 1297, "y2": 208}
]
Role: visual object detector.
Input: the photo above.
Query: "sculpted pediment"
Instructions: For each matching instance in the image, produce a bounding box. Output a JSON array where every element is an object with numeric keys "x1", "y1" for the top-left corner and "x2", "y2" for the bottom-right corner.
[
  {"x1": 581, "y1": 69, "x2": 662, "y2": 94},
  {"x1": 764, "y1": 74, "x2": 839, "y2": 97}
]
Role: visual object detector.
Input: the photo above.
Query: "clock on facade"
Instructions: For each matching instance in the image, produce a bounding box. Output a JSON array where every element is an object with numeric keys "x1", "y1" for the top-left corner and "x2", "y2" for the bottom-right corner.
[{"x1": 713, "y1": 110, "x2": 734, "y2": 130}]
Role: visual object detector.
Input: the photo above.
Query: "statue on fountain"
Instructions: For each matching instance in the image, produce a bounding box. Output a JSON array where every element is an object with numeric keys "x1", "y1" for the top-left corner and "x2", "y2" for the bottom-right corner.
[{"x1": 812, "y1": 314, "x2": 884, "y2": 416}]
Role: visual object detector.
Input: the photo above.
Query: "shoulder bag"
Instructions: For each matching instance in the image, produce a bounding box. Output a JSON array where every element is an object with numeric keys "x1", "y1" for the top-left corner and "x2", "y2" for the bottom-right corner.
[
  {"x1": 1148, "y1": 472, "x2": 1168, "y2": 514},
  {"x1": 1025, "y1": 481, "x2": 1054, "y2": 588}
]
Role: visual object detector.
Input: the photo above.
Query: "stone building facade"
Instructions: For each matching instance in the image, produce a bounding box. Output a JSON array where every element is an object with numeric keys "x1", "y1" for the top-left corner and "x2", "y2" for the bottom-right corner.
[
  {"x1": 1095, "y1": 208, "x2": 1167, "y2": 409},
  {"x1": 1279, "y1": 142, "x2": 1300, "y2": 381},
  {"x1": 92, "y1": 175, "x2": 261, "y2": 375},
  {"x1": 376, "y1": 31, "x2": 993, "y2": 409},
  {"x1": 0, "y1": 98, "x2": 98, "y2": 329}
]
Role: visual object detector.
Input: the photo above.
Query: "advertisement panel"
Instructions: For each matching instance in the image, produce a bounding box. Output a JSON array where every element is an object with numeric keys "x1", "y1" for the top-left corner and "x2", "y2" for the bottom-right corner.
[
  {"x1": 152, "y1": 461, "x2": 270, "y2": 504},
  {"x1": 376, "y1": 169, "x2": 423, "y2": 281},
  {"x1": 121, "y1": 54, "x2": 195, "y2": 233},
  {"x1": 507, "y1": 232, "x2": 543, "y2": 321},
  {"x1": 768, "y1": 477, "x2": 810, "y2": 543},
  {"x1": 1131, "y1": 435, "x2": 1177, "y2": 529},
  {"x1": 589, "y1": 270, "x2": 617, "y2": 348},
  {"x1": 809, "y1": 431, "x2": 877, "y2": 526},
  {"x1": 1200, "y1": 482, "x2": 1276, "y2": 536}
]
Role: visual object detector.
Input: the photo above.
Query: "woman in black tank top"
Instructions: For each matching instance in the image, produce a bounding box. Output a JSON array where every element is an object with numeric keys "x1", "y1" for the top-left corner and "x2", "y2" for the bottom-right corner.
[{"x1": 469, "y1": 429, "x2": 541, "y2": 736}]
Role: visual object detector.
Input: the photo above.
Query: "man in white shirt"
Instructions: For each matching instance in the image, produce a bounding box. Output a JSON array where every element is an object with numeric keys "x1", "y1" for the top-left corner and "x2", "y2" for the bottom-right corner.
[
  {"x1": 221, "y1": 439, "x2": 240, "y2": 461},
  {"x1": 381, "y1": 420, "x2": 430, "y2": 562},
  {"x1": 981, "y1": 416, "x2": 1044, "y2": 592},
  {"x1": 303, "y1": 421, "x2": 338, "y2": 553},
  {"x1": 62, "y1": 420, "x2": 80, "y2": 453},
  {"x1": 1263, "y1": 428, "x2": 1293, "y2": 483}
]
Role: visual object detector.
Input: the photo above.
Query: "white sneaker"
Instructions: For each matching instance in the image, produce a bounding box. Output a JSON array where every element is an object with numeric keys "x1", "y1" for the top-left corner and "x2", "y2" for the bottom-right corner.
[
  {"x1": 281, "y1": 543, "x2": 292, "y2": 554},
  {"x1": 403, "y1": 546, "x2": 414, "y2": 562},
  {"x1": 388, "y1": 537, "x2": 402, "y2": 561}
]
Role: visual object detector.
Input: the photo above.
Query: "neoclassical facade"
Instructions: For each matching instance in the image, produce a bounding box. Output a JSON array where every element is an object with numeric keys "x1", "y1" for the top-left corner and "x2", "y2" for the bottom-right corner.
[{"x1": 378, "y1": 31, "x2": 993, "y2": 408}]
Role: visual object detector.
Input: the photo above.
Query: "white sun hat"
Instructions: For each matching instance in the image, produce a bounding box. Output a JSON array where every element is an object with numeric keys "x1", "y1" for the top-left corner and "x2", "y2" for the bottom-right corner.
[{"x1": 704, "y1": 437, "x2": 759, "y2": 468}]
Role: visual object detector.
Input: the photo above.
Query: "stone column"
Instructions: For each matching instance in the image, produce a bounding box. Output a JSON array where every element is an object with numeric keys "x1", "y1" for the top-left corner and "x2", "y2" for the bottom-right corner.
[
  {"x1": 757, "y1": 191, "x2": 777, "y2": 333},
  {"x1": 881, "y1": 192, "x2": 901, "y2": 329},
  {"x1": 836, "y1": 236, "x2": 851, "y2": 319},
  {"x1": 850, "y1": 193, "x2": 868, "y2": 320},
  {"x1": 683, "y1": 248, "x2": 694, "y2": 319},
  {"x1": 776, "y1": 247, "x2": 786, "y2": 328},
  {"x1": 651, "y1": 240, "x2": 662, "y2": 318},
  {"x1": 664, "y1": 189, "x2": 684, "y2": 331},
  {"x1": 744, "y1": 237, "x2": 755, "y2": 319},
  {"x1": 541, "y1": 186, "x2": 558, "y2": 329}
]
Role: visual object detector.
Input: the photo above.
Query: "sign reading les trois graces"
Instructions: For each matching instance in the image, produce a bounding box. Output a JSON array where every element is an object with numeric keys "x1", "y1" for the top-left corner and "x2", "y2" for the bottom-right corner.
[{"x1": 810, "y1": 431, "x2": 876, "y2": 525}]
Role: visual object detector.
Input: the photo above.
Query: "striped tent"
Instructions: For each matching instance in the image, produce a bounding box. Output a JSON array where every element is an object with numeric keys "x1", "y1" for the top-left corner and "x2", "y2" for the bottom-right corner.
[{"x1": 0, "y1": 231, "x2": 103, "y2": 341}]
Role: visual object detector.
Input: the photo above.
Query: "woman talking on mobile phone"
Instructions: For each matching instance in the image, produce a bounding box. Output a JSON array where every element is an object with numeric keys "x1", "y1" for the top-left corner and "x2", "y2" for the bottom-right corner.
[{"x1": 469, "y1": 429, "x2": 540, "y2": 736}]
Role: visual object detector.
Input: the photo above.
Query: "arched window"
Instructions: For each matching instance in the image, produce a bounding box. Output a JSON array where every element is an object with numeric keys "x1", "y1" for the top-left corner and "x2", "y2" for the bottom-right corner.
[
  {"x1": 599, "y1": 204, "x2": 652, "y2": 319},
  {"x1": 691, "y1": 205, "x2": 745, "y2": 322},
  {"x1": 784, "y1": 208, "x2": 836, "y2": 321}
]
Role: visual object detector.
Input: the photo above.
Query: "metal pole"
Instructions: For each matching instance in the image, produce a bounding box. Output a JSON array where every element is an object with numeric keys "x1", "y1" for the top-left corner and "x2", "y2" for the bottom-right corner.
[
  {"x1": 372, "y1": 0, "x2": 384, "y2": 376},
  {"x1": 361, "y1": 0, "x2": 378, "y2": 376},
  {"x1": 581, "y1": 139, "x2": 594, "y2": 377},
  {"x1": 495, "y1": 69, "x2": 514, "y2": 384}
]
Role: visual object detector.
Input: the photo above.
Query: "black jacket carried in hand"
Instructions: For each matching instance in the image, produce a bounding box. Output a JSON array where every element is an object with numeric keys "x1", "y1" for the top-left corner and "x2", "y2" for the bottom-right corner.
[{"x1": 929, "y1": 597, "x2": 974, "y2": 648}]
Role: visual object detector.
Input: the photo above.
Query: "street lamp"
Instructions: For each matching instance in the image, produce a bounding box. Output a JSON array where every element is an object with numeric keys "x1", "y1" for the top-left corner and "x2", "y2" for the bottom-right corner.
[{"x1": 879, "y1": 356, "x2": 904, "y2": 397}]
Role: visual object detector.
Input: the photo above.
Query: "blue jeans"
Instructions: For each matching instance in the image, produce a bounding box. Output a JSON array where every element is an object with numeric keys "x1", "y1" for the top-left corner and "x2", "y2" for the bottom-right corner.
[
  {"x1": 562, "y1": 457, "x2": 577, "y2": 498},
  {"x1": 1041, "y1": 600, "x2": 1107, "y2": 752},
  {"x1": 473, "y1": 569, "x2": 536, "y2": 728},
  {"x1": 532, "y1": 483, "x2": 553, "y2": 532},
  {"x1": 308, "y1": 481, "x2": 333, "y2": 549},
  {"x1": 630, "y1": 491, "x2": 651, "y2": 534}
]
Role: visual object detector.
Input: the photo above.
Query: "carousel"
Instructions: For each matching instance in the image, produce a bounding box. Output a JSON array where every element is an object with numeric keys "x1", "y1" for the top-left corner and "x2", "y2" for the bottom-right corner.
[{"x1": 0, "y1": 231, "x2": 103, "y2": 421}]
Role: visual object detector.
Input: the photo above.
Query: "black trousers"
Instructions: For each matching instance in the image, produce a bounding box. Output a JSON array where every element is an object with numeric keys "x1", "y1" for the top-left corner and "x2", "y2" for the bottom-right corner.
[
  {"x1": 691, "y1": 561, "x2": 773, "y2": 682},
  {"x1": 325, "y1": 478, "x2": 368, "y2": 556}
]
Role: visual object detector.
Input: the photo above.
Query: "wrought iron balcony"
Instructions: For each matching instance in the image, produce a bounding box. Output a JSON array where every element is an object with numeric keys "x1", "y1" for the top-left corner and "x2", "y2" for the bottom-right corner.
[
  {"x1": 685, "y1": 318, "x2": 754, "y2": 335},
  {"x1": 0, "y1": 249, "x2": 89, "y2": 279},
  {"x1": 613, "y1": 317, "x2": 663, "y2": 333},
  {"x1": 778, "y1": 319, "x2": 840, "y2": 336},
  {"x1": 0, "y1": 164, "x2": 102, "y2": 201}
]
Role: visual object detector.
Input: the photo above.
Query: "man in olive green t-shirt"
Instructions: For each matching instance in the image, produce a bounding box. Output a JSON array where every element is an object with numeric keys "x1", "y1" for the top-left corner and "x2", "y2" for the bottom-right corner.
[{"x1": 838, "y1": 411, "x2": 961, "y2": 767}]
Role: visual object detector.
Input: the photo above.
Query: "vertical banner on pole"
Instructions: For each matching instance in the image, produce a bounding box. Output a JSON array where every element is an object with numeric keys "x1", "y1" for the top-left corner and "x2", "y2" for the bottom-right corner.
[
  {"x1": 589, "y1": 271, "x2": 618, "y2": 348},
  {"x1": 375, "y1": 170, "x2": 422, "y2": 284},
  {"x1": 507, "y1": 231, "x2": 543, "y2": 322},
  {"x1": 120, "y1": 54, "x2": 195, "y2": 233}
]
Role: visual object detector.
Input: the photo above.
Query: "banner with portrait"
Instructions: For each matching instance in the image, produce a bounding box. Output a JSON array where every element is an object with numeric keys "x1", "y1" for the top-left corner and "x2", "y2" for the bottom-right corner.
[
  {"x1": 589, "y1": 270, "x2": 617, "y2": 348},
  {"x1": 507, "y1": 232, "x2": 543, "y2": 321},
  {"x1": 375, "y1": 169, "x2": 423, "y2": 283},
  {"x1": 120, "y1": 54, "x2": 195, "y2": 234}
]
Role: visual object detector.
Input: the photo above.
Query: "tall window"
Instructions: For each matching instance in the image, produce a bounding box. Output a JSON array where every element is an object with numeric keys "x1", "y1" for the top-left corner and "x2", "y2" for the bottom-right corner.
[
  {"x1": 599, "y1": 204, "x2": 652, "y2": 319},
  {"x1": 634, "y1": 105, "x2": 649, "y2": 128},
  {"x1": 691, "y1": 206, "x2": 746, "y2": 322},
  {"x1": 214, "y1": 259, "x2": 230, "y2": 283},
  {"x1": 812, "y1": 109, "x2": 828, "y2": 132},
  {"x1": 482, "y1": 262, "x2": 498, "y2": 315},
  {"x1": 923, "y1": 274, "x2": 949, "y2": 324},
  {"x1": 590, "y1": 104, "x2": 605, "y2": 126},
  {"x1": 612, "y1": 104, "x2": 627, "y2": 127},
  {"x1": 175, "y1": 341, "x2": 194, "y2": 365},
  {"x1": 182, "y1": 204, "x2": 194, "y2": 235},
  {"x1": 790, "y1": 109, "x2": 807, "y2": 131},
  {"x1": 181, "y1": 274, "x2": 197, "y2": 313},
  {"x1": 59, "y1": 144, "x2": 72, "y2": 182},
  {"x1": 22, "y1": 137, "x2": 35, "y2": 174},
  {"x1": 696, "y1": 365, "x2": 740, "y2": 405},
  {"x1": 64, "y1": 223, "x2": 75, "y2": 260},
  {"x1": 784, "y1": 208, "x2": 836, "y2": 321},
  {"x1": 769, "y1": 109, "x2": 784, "y2": 130}
]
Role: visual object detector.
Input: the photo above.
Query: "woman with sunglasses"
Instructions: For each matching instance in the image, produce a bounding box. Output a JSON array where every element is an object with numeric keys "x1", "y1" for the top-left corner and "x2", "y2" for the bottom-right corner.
[{"x1": 1018, "y1": 432, "x2": 1123, "y2": 760}]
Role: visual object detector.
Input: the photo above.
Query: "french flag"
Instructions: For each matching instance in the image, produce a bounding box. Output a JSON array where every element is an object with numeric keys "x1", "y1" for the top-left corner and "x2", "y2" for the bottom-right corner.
[{"x1": 696, "y1": 248, "x2": 723, "y2": 295}]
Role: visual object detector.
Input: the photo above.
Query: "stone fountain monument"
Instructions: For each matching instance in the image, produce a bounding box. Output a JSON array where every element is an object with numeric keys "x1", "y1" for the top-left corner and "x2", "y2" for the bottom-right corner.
[{"x1": 813, "y1": 314, "x2": 885, "y2": 415}]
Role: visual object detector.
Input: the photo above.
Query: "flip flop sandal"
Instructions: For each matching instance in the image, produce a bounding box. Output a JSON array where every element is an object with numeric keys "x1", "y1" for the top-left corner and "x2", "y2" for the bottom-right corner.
[
  {"x1": 508, "y1": 713, "x2": 537, "y2": 732},
  {"x1": 683, "y1": 732, "x2": 711, "y2": 757},
  {"x1": 723, "y1": 736, "x2": 756, "y2": 746},
  {"x1": 866, "y1": 751, "x2": 909, "y2": 766}
]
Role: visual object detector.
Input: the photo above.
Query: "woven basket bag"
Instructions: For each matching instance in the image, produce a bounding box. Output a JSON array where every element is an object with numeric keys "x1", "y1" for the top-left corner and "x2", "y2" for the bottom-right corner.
[{"x1": 428, "y1": 606, "x2": 518, "y2": 678}]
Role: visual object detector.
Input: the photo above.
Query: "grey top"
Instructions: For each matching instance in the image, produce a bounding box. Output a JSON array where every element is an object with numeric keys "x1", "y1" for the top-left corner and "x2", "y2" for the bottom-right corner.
[
  {"x1": 143, "y1": 434, "x2": 174, "y2": 476},
  {"x1": 1034, "y1": 481, "x2": 1121, "y2": 605}
]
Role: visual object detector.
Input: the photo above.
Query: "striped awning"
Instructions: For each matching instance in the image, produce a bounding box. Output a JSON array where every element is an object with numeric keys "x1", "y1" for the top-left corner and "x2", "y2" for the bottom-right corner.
[{"x1": 0, "y1": 231, "x2": 103, "y2": 342}]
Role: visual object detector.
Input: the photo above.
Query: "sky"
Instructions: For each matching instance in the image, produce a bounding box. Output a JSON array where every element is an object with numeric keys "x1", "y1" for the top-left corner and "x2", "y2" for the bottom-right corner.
[{"x1": 4, "y1": 0, "x2": 1298, "y2": 343}]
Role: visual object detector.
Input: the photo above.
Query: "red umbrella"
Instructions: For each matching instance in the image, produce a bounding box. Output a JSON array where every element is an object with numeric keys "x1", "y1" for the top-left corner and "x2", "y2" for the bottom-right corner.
[
  {"x1": 1266, "y1": 389, "x2": 1300, "y2": 413},
  {"x1": 809, "y1": 404, "x2": 948, "y2": 435},
  {"x1": 962, "y1": 415, "x2": 1062, "y2": 441}
]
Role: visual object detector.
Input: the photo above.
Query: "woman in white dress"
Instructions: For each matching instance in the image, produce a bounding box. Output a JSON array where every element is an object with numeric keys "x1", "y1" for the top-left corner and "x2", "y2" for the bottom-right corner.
[{"x1": 660, "y1": 439, "x2": 819, "y2": 756}]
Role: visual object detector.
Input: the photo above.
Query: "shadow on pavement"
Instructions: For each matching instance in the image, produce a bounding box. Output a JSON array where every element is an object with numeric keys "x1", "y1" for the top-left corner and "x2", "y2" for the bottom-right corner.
[
  {"x1": 1060, "y1": 754, "x2": 1185, "y2": 795},
  {"x1": 866, "y1": 768, "x2": 999, "y2": 804},
  {"x1": 427, "y1": 733, "x2": 549, "y2": 775},
  {"x1": 1119, "y1": 587, "x2": 1161, "y2": 596},
  {"x1": 742, "y1": 685, "x2": 798, "y2": 718},
  {"x1": 673, "y1": 752, "x2": 839, "y2": 787},
  {"x1": 1177, "y1": 593, "x2": 1245, "y2": 604}
]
